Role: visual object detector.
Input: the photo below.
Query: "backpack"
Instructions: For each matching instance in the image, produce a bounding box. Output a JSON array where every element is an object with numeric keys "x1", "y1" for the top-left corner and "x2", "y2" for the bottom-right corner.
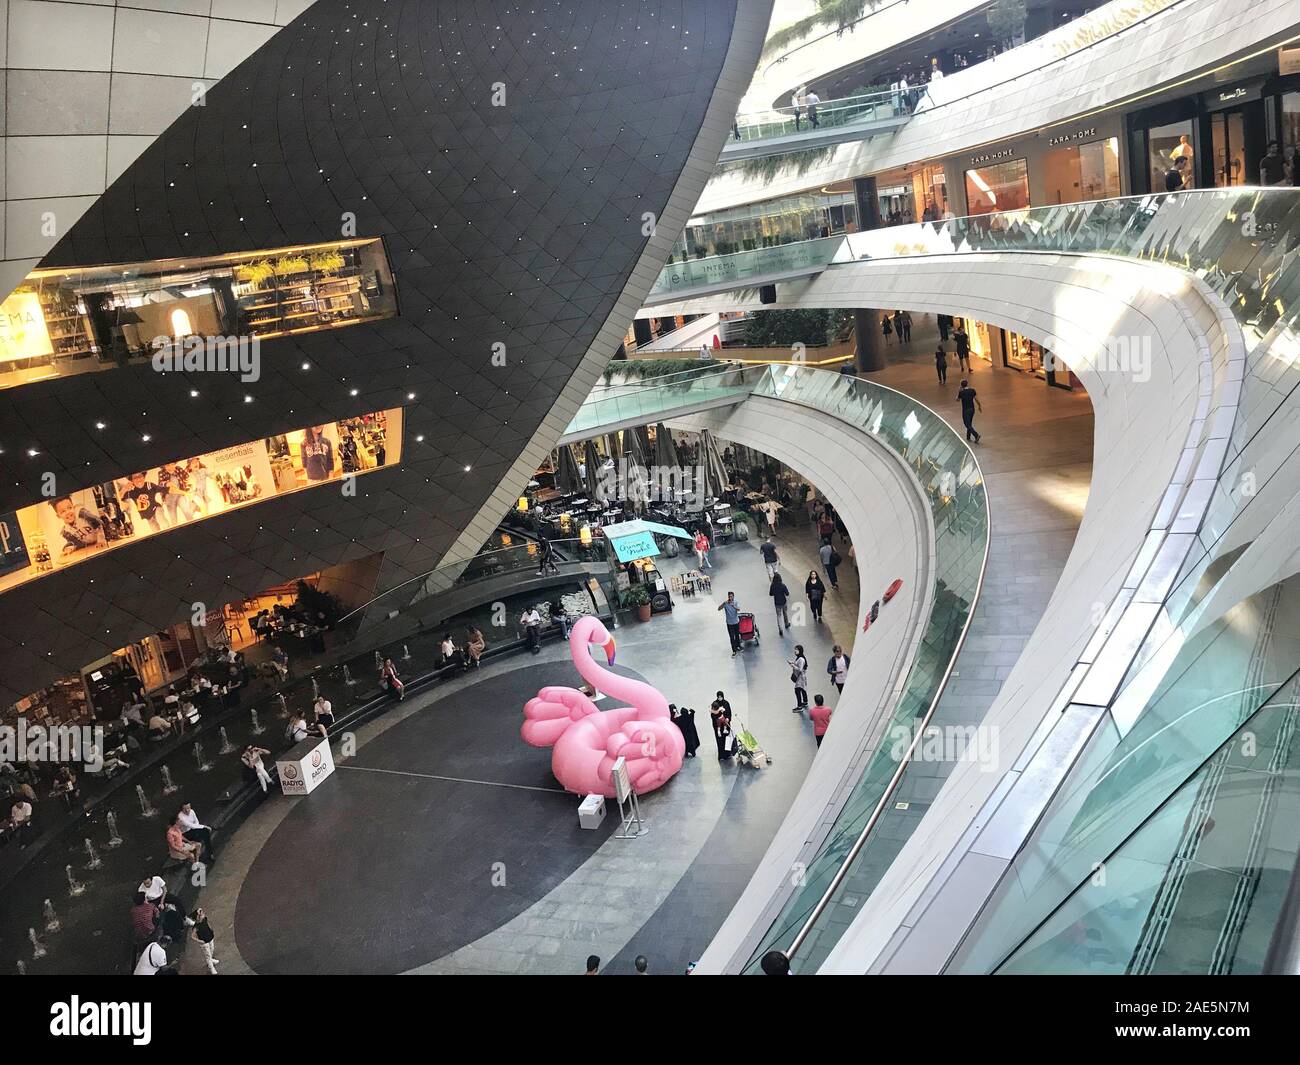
[{"x1": 829, "y1": 550, "x2": 842, "y2": 567}]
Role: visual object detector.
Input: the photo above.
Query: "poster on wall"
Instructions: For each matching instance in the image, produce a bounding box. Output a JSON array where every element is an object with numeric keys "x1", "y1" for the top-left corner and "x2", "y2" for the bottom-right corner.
[
  {"x1": 0, "y1": 510, "x2": 31, "y2": 576},
  {"x1": 0, "y1": 407, "x2": 402, "y2": 596},
  {"x1": 0, "y1": 291, "x2": 54, "y2": 364}
]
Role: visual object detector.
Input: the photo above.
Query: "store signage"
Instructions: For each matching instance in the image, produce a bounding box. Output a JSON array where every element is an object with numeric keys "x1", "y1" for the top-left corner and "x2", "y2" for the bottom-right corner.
[
  {"x1": 1049, "y1": 127, "x2": 1098, "y2": 147},
  {"x1": 0, "y1": 292, "x2": 54, "y2": 363},
  {"x1": 1050, "y1": 0, "x2": 1180, "y2": 60},
  {"x1": 1203, "y1": 80, "x2": 1264, "y2": 112},
  {"x1": 1279, "y1": 46, "x2": 1300, "y2": 76},
  {"x1": 969, "y1": 148, "x2": 1014, "y2": 166}
]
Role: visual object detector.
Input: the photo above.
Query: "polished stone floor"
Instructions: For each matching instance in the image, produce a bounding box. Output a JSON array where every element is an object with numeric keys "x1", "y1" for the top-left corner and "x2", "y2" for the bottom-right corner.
[
  {"x1": 187, "y1": 525, "x2": 861, "y2": 975},
  {"x1": 186, "y1": 317, "x2": 1093, "y2": 975}
]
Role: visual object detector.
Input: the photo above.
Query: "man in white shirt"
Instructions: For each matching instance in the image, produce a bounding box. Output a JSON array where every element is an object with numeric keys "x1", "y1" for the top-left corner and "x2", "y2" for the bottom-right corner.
[
  {"x1": 791, "y1": 86, "x2": 806, "y2": 130},
  {"x1": 133, "y1": 940, "x2": 169, "y2": 975},
  {"x1": 521, "y1": 608, "x2": 543, "y2": 654},
  {"x1": 139, "y1": 875, "x2": 167, "y2": 904},
  {"x1": 929, "y1": 59, "x2": 944, "y2": 81},
  {"x1": 177, "y1": 801, "x2": 215, "y2": 862},
  {"x1": 804, "y1": 89, "x2": 821, "y2": 129}
]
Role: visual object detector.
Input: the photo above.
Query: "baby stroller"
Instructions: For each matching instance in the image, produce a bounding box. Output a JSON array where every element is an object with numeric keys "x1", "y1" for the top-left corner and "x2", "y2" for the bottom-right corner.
[
  {"x1": 733, "y1": 720, "x2": 770, "y2": 768},
  {"x1": 737, "y1": 612, "x2": 760, "y2": 648}
]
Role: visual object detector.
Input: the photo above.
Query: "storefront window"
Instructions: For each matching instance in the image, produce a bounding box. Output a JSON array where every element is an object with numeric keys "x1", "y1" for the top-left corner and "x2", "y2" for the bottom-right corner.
[
  {"x1": 913, "y1": 163, "x2": 949, "y2": 221},
  {"x1": 1044, "y1": 137, "x2": 1121, "y2": 204},
  {"x1": 1006, "y1": 330, "x2": 1044, "y2": 375},
  {"x1": 1210, "y1": 110, "x2": 1248, "y2": 187},
  {"x1": 0, "y1": 407, "x2": 402, "y2": 596},
  {"x1": 0, "y1": 238, "x2": 397, "y2": 391},
  {"x1": 1148, "y1": 121, "x2": 1196, "y2": 191},
  {"x1": 1282, "y1": 92, "x2": 1300, "y2": 181},
  {"x1": 964, "y1": 158, "x2": 1030, "y2": 215}
]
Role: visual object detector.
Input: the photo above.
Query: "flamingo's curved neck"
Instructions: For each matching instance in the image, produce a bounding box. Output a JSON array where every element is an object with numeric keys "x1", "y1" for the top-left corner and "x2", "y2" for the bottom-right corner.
[{"x1": 568, "y1": 620, "x2": 669, "y2": 717}]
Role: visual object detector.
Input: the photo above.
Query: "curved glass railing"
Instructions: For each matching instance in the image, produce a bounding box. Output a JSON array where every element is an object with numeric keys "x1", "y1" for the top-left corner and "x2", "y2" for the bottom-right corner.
[
  {"x1": 561, "y1": 364, "x2": 764, "y2": 438},
  {"x1": 642, "y1": 188, "x2": 1300, "y2": 973},
  {"x1": 647, "y1": 234, "x2": 845, "y2": 304},
  {"x1": 558, "y1": 363, "x2": 990, "y2": 974},
  {"x1": 730, "y1": 89, "x2": 908, "y2": 143}
]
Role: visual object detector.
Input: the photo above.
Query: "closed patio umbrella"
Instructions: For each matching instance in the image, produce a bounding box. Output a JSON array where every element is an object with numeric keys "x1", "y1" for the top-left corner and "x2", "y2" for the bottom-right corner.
[
  {"x1": 605, "y1": 431, "x2": 622, "y2": 462},
  {"x1": 653, "y1": 423, "x2": 679, "y2": 468},
  {"x1": 555, "y1": 445, "x2": 581, "y2": 494},
  {"x1": 699, "y1": 429, "x2": 729, "y2": 500},
  {"x1": 583, "y1": 438, "x2": 602, "y2": 498},
  {"x1": 623, "y1": 424, "x2": 647, "y2": 466}
]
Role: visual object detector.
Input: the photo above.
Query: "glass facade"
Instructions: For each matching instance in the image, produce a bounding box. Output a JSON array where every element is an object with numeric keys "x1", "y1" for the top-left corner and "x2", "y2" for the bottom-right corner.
[
  {"x1": 964, "y1": 158, "x2": 1030, "y2": 215},
  {"x1": 669, "y1": 191, "x2": 858, "y2": 262},
  {"x1": 1043, "y1": 136, "x2": 1121, "y2": 204},
  {"x1": 0, "y1": 238, "x2": 397, "y2": 390}
]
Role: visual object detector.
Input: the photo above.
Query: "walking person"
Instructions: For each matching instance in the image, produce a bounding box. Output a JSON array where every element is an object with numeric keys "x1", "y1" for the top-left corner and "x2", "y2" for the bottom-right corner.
[
  {"x1": 769, "y1": 572, "x2": 791, "y2": 636},
  {"x1": 717, "y1": 592, "x2": 743, "y2": 656},
  {"x1": 899, "y1": 310, "x2": 912, "y2": 343},
  {"x1": 953, "y1": 324, "x2": 971, "y2": 372},
  {"x1": 791, "y1": 86, "x2": 805, "y2": 130},
  {"x1": 819, "y1": 538, "x2": 841, "y2": 590},
  {"x1": 190, "y1": 907, "x2": 219, "y2": 974},
  {"x1": 957, "y1": 378, "x2": 982, "y2": 443},
  {"x1": 810, "y1": 693, "x2": 833, "y2": 747},
  {"x1": 937, "y1": 313, "x2": 950, "y2": 342},
  {"x1": 789, "y1": 645, "x2": 809, "y2": 713},
  {"x1": 693, "y1": 529, "x2": 712, "y2": 570},
  {"x1": 881, "y1": 313, "x2": 893, "y2": 345},
  {"x1": 826, "y1": 646, "x2": 851, "y2": 694},
  {"x1": 805, "y1": 570, "x2": 826, "y2": 622},
  {"x1": 935, "y1": 345, "x2": 948, "y2": 385},
  {"x1": 537, "y1": 535, "x2": 558, "y2": 575},
  {"x1": 805, "y1": 87, "x2": 820, "y2": 129},
  {"x1": 760, "y1": 536, "x2": 780, "y2": 580}
]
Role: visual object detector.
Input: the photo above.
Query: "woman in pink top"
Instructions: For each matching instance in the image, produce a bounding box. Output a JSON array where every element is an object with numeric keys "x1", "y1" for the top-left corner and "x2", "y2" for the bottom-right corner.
[{"x1": 809, "y1": 695, "x2": 832, "y2": 748}]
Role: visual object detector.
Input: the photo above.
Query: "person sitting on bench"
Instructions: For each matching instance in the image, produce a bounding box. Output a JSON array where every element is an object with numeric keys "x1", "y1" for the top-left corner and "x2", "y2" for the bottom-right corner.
[
  {"x1": 166, "y1": 812, "x2": 203, "y2": 870},
  {"x1": 177, "y1": 801, "x2": 215, "y2": 862}
]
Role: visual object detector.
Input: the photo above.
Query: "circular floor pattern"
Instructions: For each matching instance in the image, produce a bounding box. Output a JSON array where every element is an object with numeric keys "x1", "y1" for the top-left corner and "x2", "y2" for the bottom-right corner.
[{"x1": 233, "y1": 660, "x2": 648, "y2": 974}]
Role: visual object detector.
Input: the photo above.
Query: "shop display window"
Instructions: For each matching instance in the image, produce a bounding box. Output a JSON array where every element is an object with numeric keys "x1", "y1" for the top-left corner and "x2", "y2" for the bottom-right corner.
[
  {"x1": 1044, "y1": 137, "x2": 1121, "y2": 205},
  {"x1": 1282, "y1": 92, "x2": 1300, "y2": 181},
  {"x1": 1147, "y1": 121, "x2": 1196, "y2": 192},
  {"x1": 964, "y1": 158, "x2": 1030, "y2": 215},
  {"x1": 0, "y1": 238, "x2": 397, "y2": 391},
  {"x1": 0, "y1": 408, "x2": 402, "y2": 596}
]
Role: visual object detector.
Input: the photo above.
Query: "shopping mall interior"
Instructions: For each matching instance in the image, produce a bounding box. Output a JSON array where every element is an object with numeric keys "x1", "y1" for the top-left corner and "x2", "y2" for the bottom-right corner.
[{"x1": 1, "y1": 0, "x2": 1299, "y2": 987}]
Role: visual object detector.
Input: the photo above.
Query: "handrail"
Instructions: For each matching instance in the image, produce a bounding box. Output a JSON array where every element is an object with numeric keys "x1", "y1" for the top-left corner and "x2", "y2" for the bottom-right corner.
[{"x1": 333, "y1": 535, "x2": 599, "y2": 626}]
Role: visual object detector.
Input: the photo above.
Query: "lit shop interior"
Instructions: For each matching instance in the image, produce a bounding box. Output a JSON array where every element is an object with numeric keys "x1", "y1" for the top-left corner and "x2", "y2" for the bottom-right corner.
[{"x1": 0, "y1": 238, "x2": 396, "y2": 389}]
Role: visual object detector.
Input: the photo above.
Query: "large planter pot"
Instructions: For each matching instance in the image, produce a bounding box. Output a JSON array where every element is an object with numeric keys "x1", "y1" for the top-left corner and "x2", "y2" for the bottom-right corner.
[{"x1": 636, "y1": 603, "x2": 653, "y2": 622}]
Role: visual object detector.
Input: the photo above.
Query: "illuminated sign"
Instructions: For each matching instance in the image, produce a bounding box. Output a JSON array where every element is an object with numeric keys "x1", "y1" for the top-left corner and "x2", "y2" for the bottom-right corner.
[
  {"x1": 0, "y1": 292, "x2": 54, "y2": 363},
  {"x1": 1049, "y1": 127, "x2": 1099, "y2": 147},
  {"x1": 969, "y1": 148, "x2": 1015, "y2": 166}
]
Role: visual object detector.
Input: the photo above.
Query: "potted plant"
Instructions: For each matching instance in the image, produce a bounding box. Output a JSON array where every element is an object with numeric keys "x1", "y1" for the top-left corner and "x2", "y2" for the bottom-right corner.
[{"x1": 621, "y1": 584, "x2": 652, "y2": 622}]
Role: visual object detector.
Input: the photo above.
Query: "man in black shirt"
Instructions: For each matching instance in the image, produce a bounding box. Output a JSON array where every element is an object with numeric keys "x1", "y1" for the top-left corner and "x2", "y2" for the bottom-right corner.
[
  {"x1": 953, "y1": 325, "x2": 971, "y2": 372},
  {"x1": 957, "y1": 379, "x2": 982, "y2": 443},
  {"x1": 1164, "y1": 156, "x2": 1188, "y2": 192}
]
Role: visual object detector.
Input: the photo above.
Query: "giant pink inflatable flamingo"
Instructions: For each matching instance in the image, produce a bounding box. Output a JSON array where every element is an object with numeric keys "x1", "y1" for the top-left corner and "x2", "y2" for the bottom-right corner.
[{"x1": 521, "y1": 616, "x2": 685, "y2": 797}]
